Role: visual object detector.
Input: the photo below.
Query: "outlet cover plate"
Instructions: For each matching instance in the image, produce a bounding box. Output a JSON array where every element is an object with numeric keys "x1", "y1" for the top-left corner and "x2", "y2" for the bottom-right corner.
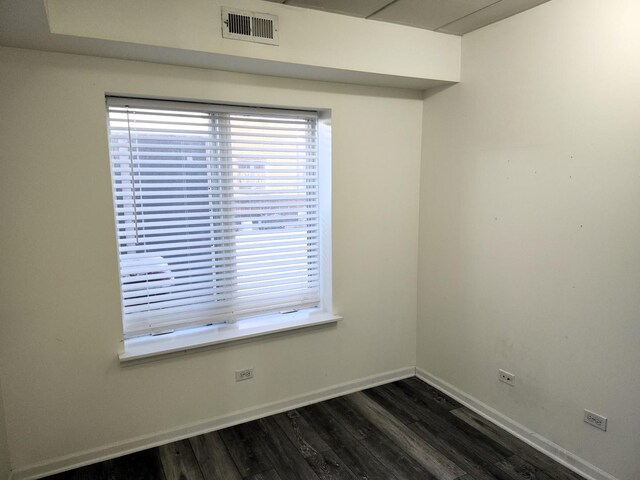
[
  {"x1": 235, "y1": 368, "x2": 254, "y2": 382},
  {"x1": 584, "y1": 410, "x2": 607, "y2": 431},
  {"x1": 498, "y1": 369, "x2": 515, "y2": 386}
]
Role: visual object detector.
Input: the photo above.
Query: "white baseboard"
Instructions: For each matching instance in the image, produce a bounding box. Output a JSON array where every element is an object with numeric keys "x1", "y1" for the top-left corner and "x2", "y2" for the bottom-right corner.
[
  {"x1": 10, "y1": 367, "x2": 415, "y2": 480},
  {"x1": 415, "y1": 368, "x2": 620, "y2": 480}
]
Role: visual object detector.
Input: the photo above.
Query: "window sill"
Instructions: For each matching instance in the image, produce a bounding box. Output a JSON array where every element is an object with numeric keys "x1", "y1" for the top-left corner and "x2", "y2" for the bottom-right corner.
[{"x1": 118, "y1": 308, "x2": 341, "y2": 364}]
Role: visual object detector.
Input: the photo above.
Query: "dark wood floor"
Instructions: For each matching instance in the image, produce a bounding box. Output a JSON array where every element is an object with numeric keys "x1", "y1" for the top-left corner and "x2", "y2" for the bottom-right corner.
[{"x1": 47, "y1": 377, "x2": 585, "y2": 480}]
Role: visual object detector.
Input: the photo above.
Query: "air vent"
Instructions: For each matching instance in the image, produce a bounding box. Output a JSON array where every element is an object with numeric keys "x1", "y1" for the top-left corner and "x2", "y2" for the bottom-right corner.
[{"x1": 222, "y1": 8, "x2": 279, "y2": 45}]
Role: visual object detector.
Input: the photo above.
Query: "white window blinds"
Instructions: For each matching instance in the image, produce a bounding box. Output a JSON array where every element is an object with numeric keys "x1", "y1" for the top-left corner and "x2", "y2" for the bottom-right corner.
[{"x1": 106, "y1": 97, "x2": 320, "y2": 338}]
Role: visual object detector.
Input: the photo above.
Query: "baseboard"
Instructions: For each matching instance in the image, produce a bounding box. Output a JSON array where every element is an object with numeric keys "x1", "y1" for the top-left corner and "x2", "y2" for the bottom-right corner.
[
  {"x1": 415, "y1": 368, "x2": 620, "y2": 480},
  {"x1": 9, "y1": 367, "x2": 415, "y2": 480}
]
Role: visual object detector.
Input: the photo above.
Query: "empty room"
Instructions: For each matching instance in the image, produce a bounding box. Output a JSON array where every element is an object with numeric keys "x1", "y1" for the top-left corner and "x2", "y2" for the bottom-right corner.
[{"x1": 0, "y1": 0, "x2": 638, "y2": 479}]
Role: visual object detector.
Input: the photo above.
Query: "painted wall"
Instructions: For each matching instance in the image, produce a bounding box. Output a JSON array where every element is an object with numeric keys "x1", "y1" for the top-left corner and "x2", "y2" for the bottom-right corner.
[
  {"x1": 0, "y1": 46, "x2": 422, "y2": 473},
  {"x1": 417, "y1": 1, "x2": 640, "y2": 479},
  {"x1": 0, "y1": 381, "x2": 9, "y2": 480},
  {"x1": 44, "y1": 0, "x2": 460, "y2": 85}
]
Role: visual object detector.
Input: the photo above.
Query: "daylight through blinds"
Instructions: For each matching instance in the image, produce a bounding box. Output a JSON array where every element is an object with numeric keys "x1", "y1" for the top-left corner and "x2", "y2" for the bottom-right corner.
[{"x1": 106, "y1": 97, "x2": 320, "y2": 338}]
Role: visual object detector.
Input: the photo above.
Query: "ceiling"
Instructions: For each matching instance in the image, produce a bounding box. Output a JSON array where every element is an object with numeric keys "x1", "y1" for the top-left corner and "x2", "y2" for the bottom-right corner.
[
  {"x1": 264, "y1": 0, "x2": 550, "y2": 35},
  {"x1": 0, "y1": 0, "x2": 552, "y2": 90}
]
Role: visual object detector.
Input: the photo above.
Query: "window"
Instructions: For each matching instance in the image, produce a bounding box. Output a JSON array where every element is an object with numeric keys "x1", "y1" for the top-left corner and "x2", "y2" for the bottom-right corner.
[{"x1": 106, "y1": 97, "x2": 334, "y2": 357}]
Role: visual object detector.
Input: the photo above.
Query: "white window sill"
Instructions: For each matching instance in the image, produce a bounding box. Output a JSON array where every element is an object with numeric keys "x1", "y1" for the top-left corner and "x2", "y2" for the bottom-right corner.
[{"x1": 118, "y1": 308, "x2": 341, "y2": 364}]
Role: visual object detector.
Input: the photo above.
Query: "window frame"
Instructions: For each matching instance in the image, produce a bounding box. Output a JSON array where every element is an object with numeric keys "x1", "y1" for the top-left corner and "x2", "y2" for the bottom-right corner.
[{"x1": 104, "y1": 96, "x2": 338, "y2": 363}]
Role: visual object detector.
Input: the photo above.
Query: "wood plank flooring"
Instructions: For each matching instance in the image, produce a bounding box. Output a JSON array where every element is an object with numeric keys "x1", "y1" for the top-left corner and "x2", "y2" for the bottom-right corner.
[{"x1": 46, "y1": 377, "x2": 585, "y2": 480}]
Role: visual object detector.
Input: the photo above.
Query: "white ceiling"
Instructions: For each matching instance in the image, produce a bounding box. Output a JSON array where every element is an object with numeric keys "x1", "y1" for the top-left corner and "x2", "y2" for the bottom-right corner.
[{"x1": 264, "y1": 0, "x2": 551, "y2": 35}]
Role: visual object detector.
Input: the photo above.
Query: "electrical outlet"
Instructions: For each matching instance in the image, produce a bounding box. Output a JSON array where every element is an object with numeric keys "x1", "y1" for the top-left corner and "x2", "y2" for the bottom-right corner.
[
  {"x1": 584, "y1": 410, "x2": 607, "y2": 431},
  {"x1": 235, "y1": 368, "x2": 254, "y2": 382},
  {"x1": 498, "y1": 369, "x2": 515, "y2": 386}
]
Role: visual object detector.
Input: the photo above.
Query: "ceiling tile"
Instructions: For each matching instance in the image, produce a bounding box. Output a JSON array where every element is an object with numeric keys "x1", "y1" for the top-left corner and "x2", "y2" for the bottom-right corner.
[
  {"x1": 284, "y1": 0, "x2": 395, "y2": 18},
  {"x1": 437, "y1": 0, "x2": 551, "y2": 34},
  {"x1": 370, "y1": 0, "x2": 497, "y2": 30}
]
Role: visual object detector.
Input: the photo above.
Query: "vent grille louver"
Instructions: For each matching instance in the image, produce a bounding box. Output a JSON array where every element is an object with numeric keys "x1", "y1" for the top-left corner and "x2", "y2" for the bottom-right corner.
[
  {"x1": 252, "y1": 17, "x2": 274, "y2": 39},
  {"x1": 222, "y1": 8, "x2": 279, "y2": 45},
  {"x1": 228, "y1": 13, "x2": 251, "y2": 36}
]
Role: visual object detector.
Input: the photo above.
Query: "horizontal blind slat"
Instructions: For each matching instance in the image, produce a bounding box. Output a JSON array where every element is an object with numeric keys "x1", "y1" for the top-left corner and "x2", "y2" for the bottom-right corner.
[
  {"x1": 116, "y1": 229, "x2": 318, "y2": 246},
  {"x1": 115, "y1": 210, "x2": 318, "y2": 223},
  {"x1": 124, "y1": 279, "x2": 321, "y2": 313},
  {"x1": 116, "y1": 215, "x2": 318, "y2": 231},
  {"x1": 110, "y1": 139, "x2": 316, "y2": 148},
  {"x1": 122, "y1": 268, "x2": 320, "y2": 299},
  {"x1": 121, "y1": 265, "x2": 320, "y2": 293},
  {"x1": 110, "y1": 131, "x2": 313, "y2": 141},
  {"x1": 124, "y1": 288, "x2": 320, "y2": 322},
  {"x1": 120, "y1": 257, "x2": 319, "y2": 284},
  {"x1": 120, "y1": 256, "x2": 318, "y2": 283}
]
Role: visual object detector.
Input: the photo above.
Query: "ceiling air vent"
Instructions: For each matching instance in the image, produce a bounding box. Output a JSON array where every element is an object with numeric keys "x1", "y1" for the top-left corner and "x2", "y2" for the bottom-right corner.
[{"x1": 222, "y1": 8, "x2": 279, "y2": 45}]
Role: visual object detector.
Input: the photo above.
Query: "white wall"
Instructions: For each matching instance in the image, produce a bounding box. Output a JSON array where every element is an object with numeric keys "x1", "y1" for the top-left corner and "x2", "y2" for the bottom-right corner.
[
  {"x1": 0, "y1": 381, "x2": 9, "y2": 480},
  {"x1": 418, "y1": 1, "x2": 640, "y2": 479},
  {"x1": 42, "y1": 0, "x2": 460, "y2": 88},
  {"x1": 0, "y1": 46, "x2": 422, "y2": 473}
]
